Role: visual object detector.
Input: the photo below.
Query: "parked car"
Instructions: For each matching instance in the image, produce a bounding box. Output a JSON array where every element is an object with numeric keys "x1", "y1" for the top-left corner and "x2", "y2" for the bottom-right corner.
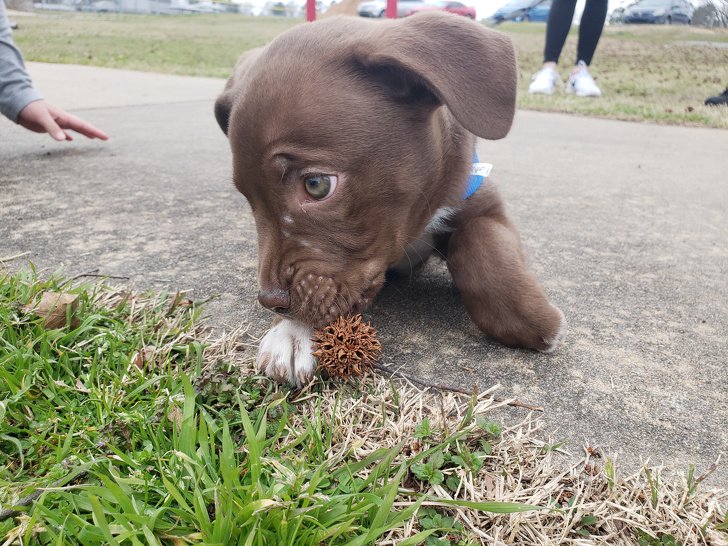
[
  {"x1": 405, "y1": 0, "x2": 476, "y2": 18},
  {"x1": 490, "y1": 0, "x2": 548, "y2": 23},
  {"x1": 622, "y1": 0, "x2": 693, "y2": 24},
  {"x1": 526, "y1": 0, "x2": 550, "y2": 21},
  {"x1": 358, "y1": 0, "x2": 425, "y2": 17}
]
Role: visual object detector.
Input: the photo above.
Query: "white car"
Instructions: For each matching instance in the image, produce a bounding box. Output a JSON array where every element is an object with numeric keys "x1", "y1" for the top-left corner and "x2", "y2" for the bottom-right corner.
[{"x1": 358, "y1": 0, "x2": 425, "y2": 17}]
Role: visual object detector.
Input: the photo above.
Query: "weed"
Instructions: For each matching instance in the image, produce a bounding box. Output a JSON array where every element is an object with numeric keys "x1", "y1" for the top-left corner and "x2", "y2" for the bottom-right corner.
[{"x1": 637, "y1": 528, "x2": 680, "y2": 546}]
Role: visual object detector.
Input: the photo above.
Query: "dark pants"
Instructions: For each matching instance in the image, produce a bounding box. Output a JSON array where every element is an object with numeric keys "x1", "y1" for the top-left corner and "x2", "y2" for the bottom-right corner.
[{"x1": 544, "y1": 0, "x2": 608, "y2": 66}]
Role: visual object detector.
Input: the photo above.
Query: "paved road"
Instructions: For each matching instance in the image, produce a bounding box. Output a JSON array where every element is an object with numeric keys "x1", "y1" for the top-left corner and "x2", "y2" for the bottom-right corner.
[{"x1": 1, "y1": 63, "x2": 726, "y2": 487}]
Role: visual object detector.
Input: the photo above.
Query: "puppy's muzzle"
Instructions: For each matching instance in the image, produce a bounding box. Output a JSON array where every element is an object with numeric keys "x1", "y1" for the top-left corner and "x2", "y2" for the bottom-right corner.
[{"x1": 258, "y1": 287, "x2": 291, "y2": 315}]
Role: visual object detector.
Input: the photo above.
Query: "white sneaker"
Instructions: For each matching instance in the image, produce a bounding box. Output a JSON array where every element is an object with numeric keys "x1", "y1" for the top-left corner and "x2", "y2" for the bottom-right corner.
[
  {"x1": 528, "y1": 66, "x2": 560, "y2": 95},
  {"x1": 567, "y1": 61, "x2": 602, "y2": 97}
]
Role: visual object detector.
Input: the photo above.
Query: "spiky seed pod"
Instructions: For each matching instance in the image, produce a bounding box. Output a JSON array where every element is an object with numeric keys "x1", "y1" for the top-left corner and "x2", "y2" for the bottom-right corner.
[{"x1": 312, "y1": 314, "x2": 382, "y2": 380}]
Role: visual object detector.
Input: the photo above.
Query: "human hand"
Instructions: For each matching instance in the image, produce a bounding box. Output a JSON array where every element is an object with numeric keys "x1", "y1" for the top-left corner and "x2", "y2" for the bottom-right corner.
[{"x1": 17, "y1": 99, "x2": 109, "y2": 141}]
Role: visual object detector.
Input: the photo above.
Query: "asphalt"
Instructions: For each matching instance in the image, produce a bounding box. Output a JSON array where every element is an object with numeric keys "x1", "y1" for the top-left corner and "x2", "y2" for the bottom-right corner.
[{"x1": 1, "y1": 62, "x2": 726, "y2": 487}]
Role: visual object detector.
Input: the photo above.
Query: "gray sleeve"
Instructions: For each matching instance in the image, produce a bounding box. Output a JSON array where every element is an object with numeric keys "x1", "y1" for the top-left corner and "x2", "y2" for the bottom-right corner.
[{"x1": 0, "y1": 0, "x2": 43, "y2": 122}]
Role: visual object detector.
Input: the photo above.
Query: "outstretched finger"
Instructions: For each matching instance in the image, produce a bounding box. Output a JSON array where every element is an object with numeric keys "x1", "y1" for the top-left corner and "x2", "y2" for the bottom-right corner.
[{"x1": 55, "y1": 111, "x2": 109, "y2": 140}]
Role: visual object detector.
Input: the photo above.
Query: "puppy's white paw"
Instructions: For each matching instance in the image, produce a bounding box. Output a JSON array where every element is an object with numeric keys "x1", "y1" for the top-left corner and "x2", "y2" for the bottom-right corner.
[
  {"x1": 539, "y1": 306, "x2": 567, "y2": 354},
  {"x1": 257, "y1": 319, "x2": 317, "y2": 386}
]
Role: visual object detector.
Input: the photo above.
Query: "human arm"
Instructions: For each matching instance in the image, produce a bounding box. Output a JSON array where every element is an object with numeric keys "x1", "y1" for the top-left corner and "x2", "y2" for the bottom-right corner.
[
  {"x1": 0, "y1": 1, "x2": 107, "y2": 140},
  {"x1": 0, "y1": 0, "x2": 42, "y2": 122}
]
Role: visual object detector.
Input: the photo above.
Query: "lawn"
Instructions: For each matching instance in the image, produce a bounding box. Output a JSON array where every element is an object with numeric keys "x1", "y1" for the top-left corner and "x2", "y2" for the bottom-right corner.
[
  {"x1": 508, "y1": 22, "x2": 728, "y2": 128},
  {"x1": 10, "y1": 11, "x2": 728, "y2": 127},
  {"x1": 0, "y1": 268, "x2": 726, "y2": 544},
  {"x1": 12, "y1": 13, "x2": 296, "y2": 78},
  {"x1": 0, "y1": 268, "x2": 535, "y2": 545}
]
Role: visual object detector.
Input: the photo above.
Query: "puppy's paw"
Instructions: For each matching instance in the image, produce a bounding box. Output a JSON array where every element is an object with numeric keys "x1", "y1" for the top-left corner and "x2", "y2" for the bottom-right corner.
[
  {"x1": 539, "y1": 306, "x2": 567, "y2": 354},
  {"x1": 257, "y1": 319, "x2": 317, "y2": 386}
]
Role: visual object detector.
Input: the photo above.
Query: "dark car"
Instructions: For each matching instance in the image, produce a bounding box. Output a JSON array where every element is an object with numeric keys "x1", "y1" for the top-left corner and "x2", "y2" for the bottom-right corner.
[
  {"x1": 406, "y1": 0, "x2": 476, "y2": 18},
  {"x1": 622, "y1": 0, "x2": 693, "y2": 24},
  {"x1": 490, "y1": 0, "x2": 548, "y2": 23}
]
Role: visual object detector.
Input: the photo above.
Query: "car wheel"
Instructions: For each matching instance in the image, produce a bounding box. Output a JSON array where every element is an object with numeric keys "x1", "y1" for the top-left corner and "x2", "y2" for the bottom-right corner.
[
  {"x1": 466, "y1": 13, "x2": 474, "y2": 18},
  {"x1": 379, "y1": 9, "x2": 386, "y2": 17}
]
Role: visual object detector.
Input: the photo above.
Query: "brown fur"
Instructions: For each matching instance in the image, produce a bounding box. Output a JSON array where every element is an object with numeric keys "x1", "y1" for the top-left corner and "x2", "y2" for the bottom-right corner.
[{"x1": 215, "y1": 12, "x2": 565, "y2": 352}]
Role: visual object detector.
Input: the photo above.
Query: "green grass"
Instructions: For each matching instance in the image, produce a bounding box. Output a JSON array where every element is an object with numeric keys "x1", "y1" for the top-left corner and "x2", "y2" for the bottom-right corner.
[
  {"x1": 10, "y1": 11, "x2": 728, "y2": 127},
  {"x1": 13, "y1": 13, "x2": 297, "y2": 78},
  {"x1": 0, "y1": 268, "x2": 537, "y2": 545}
]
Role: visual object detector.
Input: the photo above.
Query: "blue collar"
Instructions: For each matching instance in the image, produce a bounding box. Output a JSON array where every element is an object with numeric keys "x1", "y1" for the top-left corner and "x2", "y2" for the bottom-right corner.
[{"x1": 463, "y1": 150, "x2": 484, "y2": 200}]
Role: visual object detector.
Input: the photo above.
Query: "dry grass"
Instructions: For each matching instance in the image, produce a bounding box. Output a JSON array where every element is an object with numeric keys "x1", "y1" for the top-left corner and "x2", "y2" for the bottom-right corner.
[
  {"x1": 508, "y1": 22, "x2": 728, "y2": 128},
  {"x1": 219, "y1": 332, "x2": 728, "y2": 544}
]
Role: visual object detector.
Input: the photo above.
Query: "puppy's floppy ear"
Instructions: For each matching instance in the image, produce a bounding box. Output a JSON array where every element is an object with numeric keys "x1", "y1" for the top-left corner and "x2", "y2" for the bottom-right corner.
[
  {"x1": 357, "y1": 12, "x2": 517, "y2": 140},
  {"x1": 214, "y1": 87, "x2": 234, "y2": 136},
  {"x1": 214, "y1": 47, "x2": 264, "y2": 136}
]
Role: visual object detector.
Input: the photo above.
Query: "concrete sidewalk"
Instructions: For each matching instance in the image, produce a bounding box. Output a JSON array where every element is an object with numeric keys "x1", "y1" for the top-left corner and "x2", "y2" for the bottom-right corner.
[{"x1": 1, "y1": 63, "x2": 726, "y2": 487}]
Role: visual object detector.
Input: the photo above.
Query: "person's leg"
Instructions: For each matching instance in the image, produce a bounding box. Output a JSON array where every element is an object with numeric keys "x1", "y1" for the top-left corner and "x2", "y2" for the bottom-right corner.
[
  {"x1": 544, "y1": 0, "x2": 579, "y2": 65},
  {"x1": 576, "y1": 0, "x2": 608, "y2": 65},
  {"x1": 529, "y1": 0, "x2": 578, "y2": 94},
  {"x1": 565, "y1": 0, "x2": 608, "y2": 97}
]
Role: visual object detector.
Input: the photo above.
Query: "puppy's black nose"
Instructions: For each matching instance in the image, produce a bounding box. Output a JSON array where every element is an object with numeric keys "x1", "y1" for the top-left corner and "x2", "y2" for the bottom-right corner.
[{"x1": 258, "y1": 288, "x2": 291, "y2": 314}]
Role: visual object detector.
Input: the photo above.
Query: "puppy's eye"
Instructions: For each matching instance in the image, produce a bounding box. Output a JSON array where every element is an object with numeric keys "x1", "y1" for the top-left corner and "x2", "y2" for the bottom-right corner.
[{"x1": 303, "y1": 174, "x2": 337, "y2": 201}]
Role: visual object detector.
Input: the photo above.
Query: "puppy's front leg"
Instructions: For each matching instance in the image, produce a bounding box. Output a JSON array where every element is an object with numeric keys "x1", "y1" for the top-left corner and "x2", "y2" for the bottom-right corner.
[
  {"x1": 257, "y1": 318, "x2": 317, "y2": 386},
  {"x1": 447, "y1": 214, "x2": 566, "y2": 352}
]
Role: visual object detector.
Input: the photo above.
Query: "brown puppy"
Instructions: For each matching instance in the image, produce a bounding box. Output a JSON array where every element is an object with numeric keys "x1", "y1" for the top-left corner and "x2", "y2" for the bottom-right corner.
[{"x1": 215, "y1": 12, "x2": 566, "y2": 386}]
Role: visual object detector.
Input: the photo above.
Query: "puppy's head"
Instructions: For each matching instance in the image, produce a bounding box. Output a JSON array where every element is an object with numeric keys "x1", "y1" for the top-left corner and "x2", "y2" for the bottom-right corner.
[{"x1": 216, "y1": 13, "x2": 516, "y2": 327}]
